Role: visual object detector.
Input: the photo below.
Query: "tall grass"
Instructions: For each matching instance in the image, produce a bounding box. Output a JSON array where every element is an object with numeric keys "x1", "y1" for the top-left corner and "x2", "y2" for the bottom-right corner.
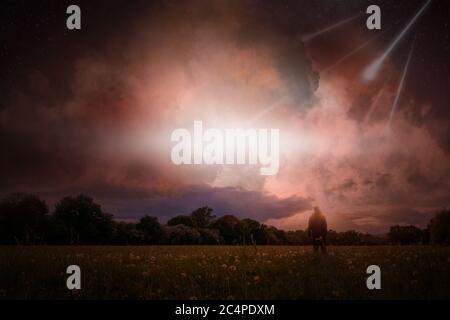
[{"x1": 0, "y1": 246, "x2": 449, "y2": 299}]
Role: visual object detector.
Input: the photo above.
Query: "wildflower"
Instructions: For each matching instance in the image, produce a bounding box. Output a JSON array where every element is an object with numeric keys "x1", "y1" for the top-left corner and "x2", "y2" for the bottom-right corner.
[
  {"x1": 181, "y1": 272, "x2": 187, "y2": 277},
  {"x1": 253, "y1": 276, "x2": 260, "y2": 282},
  {"x1": 221, "y1": 264, "x2": 228, "y2": 269},
  {"x1": 229, "y1": 265, "x2": 237, "y2": 271}
]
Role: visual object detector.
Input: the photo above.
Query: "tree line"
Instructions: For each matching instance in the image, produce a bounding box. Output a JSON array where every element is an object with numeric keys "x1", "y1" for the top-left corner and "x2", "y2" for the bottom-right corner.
[{"x1": 0, "y1": 193, "x2": 449, "y2": 245}]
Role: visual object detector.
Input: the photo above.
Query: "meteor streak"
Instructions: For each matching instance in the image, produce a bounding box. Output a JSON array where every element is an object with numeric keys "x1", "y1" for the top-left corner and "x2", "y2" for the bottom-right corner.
[
  {"x1": 321, "y1": 32, "x2": 383, "y2": 74},
  {"x1": 364, "y1": 73, "x2": 394, "y2": 124},
  {"x1": 387, "y1": 41, "x2": 415, "y2": 127},
  {"x1": 302, "y1": 13, "x2": 363, "y2": 42},
  {"x1": 364, "y1": 87, "x2": 385, "y2": 124},
  {"x1": 362, "y1": 0, "x2": 431, "y2": 81}
]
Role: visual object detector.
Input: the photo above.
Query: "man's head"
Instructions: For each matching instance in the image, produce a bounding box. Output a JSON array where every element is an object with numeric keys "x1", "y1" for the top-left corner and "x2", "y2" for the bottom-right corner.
[{"x1": 313, "y1": 206, "x2": 323, "y2": 216}]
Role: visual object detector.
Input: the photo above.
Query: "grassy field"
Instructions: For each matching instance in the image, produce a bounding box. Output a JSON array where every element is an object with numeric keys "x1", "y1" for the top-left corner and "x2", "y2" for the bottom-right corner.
[{"x1": 0, "y1": 246, "x2": 449, "y2": 300}]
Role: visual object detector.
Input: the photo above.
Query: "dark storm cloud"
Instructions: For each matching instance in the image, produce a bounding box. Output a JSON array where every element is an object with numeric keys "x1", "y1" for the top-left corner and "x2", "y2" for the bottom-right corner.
[{"x1": 99, "y1": 184, "x2": 313, "y2": 222}]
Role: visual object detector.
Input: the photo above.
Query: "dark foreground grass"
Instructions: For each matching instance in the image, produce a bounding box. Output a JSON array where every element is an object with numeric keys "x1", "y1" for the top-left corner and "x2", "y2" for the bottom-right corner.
[{"x1": 0, "y1": 246, "x2": 449, "y2": 299}]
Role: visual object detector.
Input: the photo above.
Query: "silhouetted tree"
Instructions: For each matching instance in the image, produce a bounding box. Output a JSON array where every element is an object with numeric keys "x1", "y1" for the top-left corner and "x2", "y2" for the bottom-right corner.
[
  {"x1": 198, "y1": 228, "x2": 222, "y2": 244},
  {"x1": 341, "y1": 230, "x2": 362, "y2": 245},
  {"x1": 0, "y1": 193, "x2": 49, "y2": 244},
  {"x1": 190, "y1": 206, "x2": 215, "y2": 228},
  {"x1": 53, "y1": 195, "x2": 115, "y2": 244},
  {"x1": 326, "y1": 230, "x2": 339, "y2": 244},
  {"x1": 266, "y1": 226, "x2": 287, "y2": 244},
  {"x1": 388, "y1": 225, "x2": 423, "y2": 245},
  {"x1": 1, "y1": 193, "x2": 435, "y2": 246},
  {"x1": 136, "y1": 215, "x2": 164, "y2": 244},
  {"x1": 164, "y1": 224, "x2": 200, "y2": 244},
  {"x1": 167, "y1": 215, "x2": 196, "y2": 228},
  {"x1": 211, "y1": 215, "x2": 241, "y2": 244},
  {"x1": 429, "y1": 209, "x2": 450, "y2": 245},
  {"x1": 113, "y1": 221, "x2": 143, "y2": 245},
  {"x1": 239, "y1": 218, "x2": 269, "y2": 245}
]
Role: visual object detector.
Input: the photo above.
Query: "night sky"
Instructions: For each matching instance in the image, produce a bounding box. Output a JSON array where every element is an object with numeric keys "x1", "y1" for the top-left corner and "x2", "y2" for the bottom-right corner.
[{"x1": 1, "y1": 0, "x2": 449, "y2": 232}]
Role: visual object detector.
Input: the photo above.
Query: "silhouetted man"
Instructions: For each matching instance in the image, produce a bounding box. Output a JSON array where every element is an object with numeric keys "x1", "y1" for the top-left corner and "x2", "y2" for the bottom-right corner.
[{"x1": 308, "y1": 207, "x2": 327, "y2": 253}]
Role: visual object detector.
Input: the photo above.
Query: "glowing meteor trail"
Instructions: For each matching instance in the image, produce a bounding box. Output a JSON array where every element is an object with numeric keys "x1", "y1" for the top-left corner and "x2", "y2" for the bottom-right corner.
[
  {"x1": 364, "y1": 87, "x2": 385, "y2": 124},
  {"x1": 362, "y1": 0, "x2": 431, "y2": 81},
  {"x1": 364, "y1": 73, "x2": 394, "y2": 124},
  {"x1": 302, "y1": 13, "x2": 363, "y2": 42},
  {"x1": 387, "y1": 41, "x2": 415, "y2": 127},
  {"x1": 321, "y1": 32, "x2": 384, "y2": 74}
]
